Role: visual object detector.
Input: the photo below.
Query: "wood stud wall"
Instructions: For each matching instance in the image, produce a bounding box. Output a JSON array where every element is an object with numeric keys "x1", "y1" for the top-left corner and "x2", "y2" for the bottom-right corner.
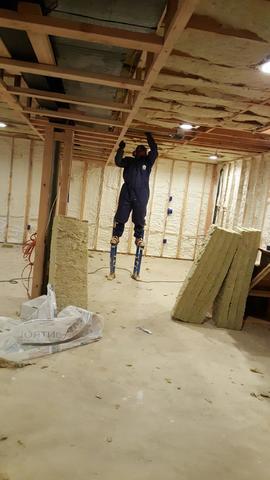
[
  {"x1": 215, "y1": 153, "x2": 270, "y2": 249},
  {"x1": 3, "y1": 136, "x2": 270, "y2": 260}
]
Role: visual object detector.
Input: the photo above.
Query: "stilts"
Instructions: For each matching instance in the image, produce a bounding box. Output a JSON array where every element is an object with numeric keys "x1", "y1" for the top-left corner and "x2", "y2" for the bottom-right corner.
[
  {"x1": 107, "y1": 236, "x2": 119, "y2": 280},
  {"x1": 131, "y1": 239, "x2": 144, "y2": 280}
]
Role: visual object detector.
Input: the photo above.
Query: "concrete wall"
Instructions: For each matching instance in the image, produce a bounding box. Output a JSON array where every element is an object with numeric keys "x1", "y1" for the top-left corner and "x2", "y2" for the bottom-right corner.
[
  {"x1": 0, "y1": 136, "x2": 216, "y2": 260},
  {"x1": 215, "y1": 153, "x2": 270, "y2": 248}
]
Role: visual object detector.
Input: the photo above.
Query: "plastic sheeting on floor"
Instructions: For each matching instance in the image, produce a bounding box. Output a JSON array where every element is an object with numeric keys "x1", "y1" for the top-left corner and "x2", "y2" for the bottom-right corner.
[{"x1": 0, "y1": 286, "x2": 103, "y2": 362}]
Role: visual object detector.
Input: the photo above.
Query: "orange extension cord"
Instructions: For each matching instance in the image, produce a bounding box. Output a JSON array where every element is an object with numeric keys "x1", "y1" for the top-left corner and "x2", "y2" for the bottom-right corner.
[{"x1": 21, "y1": 232, "x2": 37, "y2": 298}]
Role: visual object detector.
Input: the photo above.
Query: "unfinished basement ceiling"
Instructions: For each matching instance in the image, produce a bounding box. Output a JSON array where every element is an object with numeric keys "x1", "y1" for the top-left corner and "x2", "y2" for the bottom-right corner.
[
  {"x1": 0, "y1": 0, "x2": 269, "y2": 162},
  {"x1": 136, "y1": 0, "x2": 270, "y2": 133}
]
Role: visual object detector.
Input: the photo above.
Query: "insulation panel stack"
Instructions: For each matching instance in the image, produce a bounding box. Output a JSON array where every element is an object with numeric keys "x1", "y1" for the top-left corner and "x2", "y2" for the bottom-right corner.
[
  {"x1": 49, "y1": 215, "x2": 88, "y2": 311},
  {"x1": 213, "y1": 228, "x2": 261, "y2": 330},
  {"x1": 172, "y1": 226, "x2": 261, "y2": 330},
  {"x1": 172, "y1": 226, "x2": 240, "y2": 324}
]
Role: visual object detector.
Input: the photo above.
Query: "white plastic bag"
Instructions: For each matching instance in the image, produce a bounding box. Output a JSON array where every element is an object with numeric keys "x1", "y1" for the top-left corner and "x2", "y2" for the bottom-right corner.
[{"x1": 20, "y1": 284, "x2": 57, "y2": 321}]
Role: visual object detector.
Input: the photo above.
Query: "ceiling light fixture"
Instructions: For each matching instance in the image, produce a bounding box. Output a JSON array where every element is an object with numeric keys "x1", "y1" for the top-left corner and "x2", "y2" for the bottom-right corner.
[
  {"x1": 0, "y1": 122, "x2": 7, "y2": 128},
  {"x1": 180, "y1": 123, "x2": 193, "y2": 131},
  {"x1": 259, "y1": 59, "x2": 270, "y2": 74},
  {"x1": 208, "y1": 152, "x2": 219, "y2": 161}
]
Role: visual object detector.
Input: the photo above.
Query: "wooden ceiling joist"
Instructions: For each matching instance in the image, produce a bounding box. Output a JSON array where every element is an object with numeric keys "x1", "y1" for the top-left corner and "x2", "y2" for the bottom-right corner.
[
  {"x1": 18, "y1": 2, "x2": 56, "y2": 65},
  {"x1": 0, "y1": 8, "x2": 163, "y2": 53},
  {"x1": 106, "y1": 0, "x2": 199, "y2": 164},
  {"x1": 7, "y1": 86, "x2": 133, "y2": 112},
  {"x1": 24, "y1": 107, "x2": 125, "y2": 127},
  {"x1": 0, "y1": 77, "x2": 43, "y2": 139},
  {"x1": 0, "y1": 58, "x2": 144, "y2": 91}
]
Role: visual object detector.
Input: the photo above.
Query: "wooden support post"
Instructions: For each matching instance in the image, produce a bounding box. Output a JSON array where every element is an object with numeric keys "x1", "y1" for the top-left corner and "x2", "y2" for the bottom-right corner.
[
  {"x1": 23, "y1": 139, "x2": 33, "y2": 243},
  {"x1": 58, "y1": 129, "x2": 74, "y2": 215},
  {"x1": 31, "y1": 125, "x2": 55, "y2": 298}
]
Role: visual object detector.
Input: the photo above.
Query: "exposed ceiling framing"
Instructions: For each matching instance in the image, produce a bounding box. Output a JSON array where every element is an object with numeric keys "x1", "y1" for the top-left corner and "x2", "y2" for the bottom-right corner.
[{"x1": 0, "y1": 0, "x2": 269, "y2": 163}]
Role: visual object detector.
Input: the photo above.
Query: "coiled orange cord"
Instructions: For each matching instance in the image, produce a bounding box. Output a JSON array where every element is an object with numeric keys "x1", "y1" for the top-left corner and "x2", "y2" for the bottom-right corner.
[{"x1": 21, "y1": 232, "x2": 37, "y2": 297}]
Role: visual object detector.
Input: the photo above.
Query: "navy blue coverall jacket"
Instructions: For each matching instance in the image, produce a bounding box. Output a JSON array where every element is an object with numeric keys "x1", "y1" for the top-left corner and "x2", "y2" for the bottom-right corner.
[{"x1": 114, "y1": 133, "x2": 158, "y2": 238}]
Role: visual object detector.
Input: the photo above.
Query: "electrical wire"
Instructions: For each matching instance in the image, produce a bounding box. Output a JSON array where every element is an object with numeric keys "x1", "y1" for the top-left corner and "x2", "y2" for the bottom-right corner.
[
  {"x1": 21, "y1": 232, "x2": 37, "y2": 298},
  {"x1": 0, "y1": 277, "x2": 32, "y2": 284},
  {"x1": 88, "y1": 266, "x2": 183, "y2": 284}
]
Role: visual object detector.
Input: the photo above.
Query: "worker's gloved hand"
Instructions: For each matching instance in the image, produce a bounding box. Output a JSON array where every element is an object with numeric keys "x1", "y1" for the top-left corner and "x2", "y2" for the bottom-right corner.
[
  {"x1": 119, "y1": 140, "x2": 126, "y2": 149},
  {"x1": 145, "y1": 131, "x2": 152, "y2": 137}
]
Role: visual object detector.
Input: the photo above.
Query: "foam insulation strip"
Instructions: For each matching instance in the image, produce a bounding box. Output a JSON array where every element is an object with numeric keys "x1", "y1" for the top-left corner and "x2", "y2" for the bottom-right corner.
[
  {"x1": 49, "y1": 215, "x2": 88, "y2": 311},
  {"x1": 178, "y1": 163, "x2": 207, "y2": 260},
  {"x1": 0, "y1": 137, "x2": 13, "y2": 242},
  {"x1": 195, "y1": 164, "x2": 215, "y2": 255},
  {"x1": 84, "y1": 162, "x2": 102, "y2": 249},
  {"x1": 225, "y1": 160, "x2": 242, "y2": 229},
  {"x1": 28, "y1": 141, "x2": 43, "y2": 236},
  {"x1": 233, "y1": 159, "x2": 250, "y2": 227},
  {"x1": 96, "y1": 166, "x2": 121, "y2": 251},
  {"x1": 146, "y1": 158, "x2": 173, "y2": 257},
  {"x1": 7, "y1": 139, "x2": 31, "y2": 244},
  {"x1": 162, "y1": 161, "x2": 189, "y2": 258},
  {"x1": 213, "y1": 229, "x2": 261, "y2": 331},
  {"x1": 67, "y1": 160, "x2": 83, "y2": 219},
  {"x1": 172, "y1": 226, "x2": 240, "y2": 324}
]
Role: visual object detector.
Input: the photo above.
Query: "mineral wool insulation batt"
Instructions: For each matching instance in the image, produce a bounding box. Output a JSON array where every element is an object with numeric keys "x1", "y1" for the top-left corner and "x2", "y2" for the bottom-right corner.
[
  {"x1": 49, "y1": 215, "x2": 88, "y2": 311},
  {"x1": 172, "y1": 226, "x2": 240, "y2": 324},
  {"x1": 213, "y1": 228, "x2": 261, "y2": 330}
]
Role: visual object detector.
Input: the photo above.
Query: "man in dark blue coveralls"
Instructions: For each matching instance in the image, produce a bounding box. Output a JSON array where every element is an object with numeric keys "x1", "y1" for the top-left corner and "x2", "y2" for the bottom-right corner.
[{"x1": 111, "y1": 132, "x2": 158, "y2": 248}]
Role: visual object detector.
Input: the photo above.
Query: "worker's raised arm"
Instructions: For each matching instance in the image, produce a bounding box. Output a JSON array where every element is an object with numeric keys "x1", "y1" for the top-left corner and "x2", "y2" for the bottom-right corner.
[
  {"x1": 115, "y1": 140, "x2": 128, "y2": 167},
  {"x1": 145, "y1": 132, "x2": 158, "y2": 166}
]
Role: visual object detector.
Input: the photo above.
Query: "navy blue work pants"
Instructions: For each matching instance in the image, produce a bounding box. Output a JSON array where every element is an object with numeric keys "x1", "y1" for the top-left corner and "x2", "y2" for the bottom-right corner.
[{"x1": 113, "y1": 184, "x2": 148, "y2": 239}]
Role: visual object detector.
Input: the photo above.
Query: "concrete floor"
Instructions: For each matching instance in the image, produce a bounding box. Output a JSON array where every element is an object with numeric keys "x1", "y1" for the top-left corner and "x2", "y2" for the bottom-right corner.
[{"x1": 0, "y1": 246, "x2": 270, "y2": 480}]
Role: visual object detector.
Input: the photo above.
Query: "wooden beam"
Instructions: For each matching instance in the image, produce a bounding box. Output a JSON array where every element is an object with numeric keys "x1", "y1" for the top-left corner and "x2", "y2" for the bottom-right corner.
[
  {"x1": 8, "y1": 86, "x2": 133, "y2": 112},
  {"x1": 58, "y1": 129, "x2": 74, "y2": 215},
  {"x1": 0, "y1": 57, "x2": 144, "y2": 90},
  {"x1": 18, "y1": 2, "x2": 55, "y2": 65},
  {"x1": 24, "y1": 106, "x2": 125, "y2": 127},
  {"x1": 187, "y1": 14, "x2": 267, "y2": 43},
  {"x1": 0, "y1": 8, "x2": 163, "y2": 53},
  {"x1": 31, "y1": 125, "x2": 55, "y2": 298},
  {"x1": 32, "y1": 118, "x2": 119, "y2": 137},
  {"x1": 106, "y1": 0, "x2": 199, "y2": 164},
  {"x1": 0, "y1": 77, "x2": 43, "y2": 139}
]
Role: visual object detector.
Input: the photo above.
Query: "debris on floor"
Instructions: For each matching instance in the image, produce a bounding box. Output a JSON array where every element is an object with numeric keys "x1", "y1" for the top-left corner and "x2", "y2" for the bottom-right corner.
[
  {"x1": 250, "y1": 368, "x2": 264, "y2": 375},
  {"x1": 250, "y1": 391, "x2": 270, "y2": 400},
  {"x1": 137, "y1": 326, "x2": 152, "y2": 334},
  {"x1": 0, "y1": 358, "x2": 32, "y2": 369},
  {"x1": 0, "y1": 284, "x2": 103, "y2": 362}
]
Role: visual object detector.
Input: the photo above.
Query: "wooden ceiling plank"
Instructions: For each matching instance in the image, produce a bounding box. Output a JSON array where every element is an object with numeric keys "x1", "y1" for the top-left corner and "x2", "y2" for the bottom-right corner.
[
  {"x1": 0, "y1": 8, "x2": 163, "y2": 53},
  {"x1": 8, "y1": 86, "x2": 133, "y2": 112},
  {"x1": 0, "y1": 58, "x2": 144, "y2": 91},
  {"x1": 106, "y1": 0, "x2": 199, "y2": 165}
]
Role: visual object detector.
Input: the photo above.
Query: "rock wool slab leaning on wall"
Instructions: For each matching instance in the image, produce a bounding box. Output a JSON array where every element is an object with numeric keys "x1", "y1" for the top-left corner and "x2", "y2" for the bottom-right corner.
[
  {"x1": 171, "y1": 226, "x2": 240, "y2": 324},
  {"x1": 213, "y1": 228, "x2": 261, "y2": 330},
  {"x1": 49, "y1": 215, "x2": 88, "y2": 311}
]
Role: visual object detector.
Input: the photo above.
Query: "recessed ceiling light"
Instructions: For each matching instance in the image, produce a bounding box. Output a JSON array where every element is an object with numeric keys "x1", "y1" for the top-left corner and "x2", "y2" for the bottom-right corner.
[
  {"x1": 0, "y1": 122, "x2": 7, "y2": 128},
  {"x1": 259, "y1": 60, "x2": 270, "y2": 74},
  {"x1": 180, "y1": 123, "x2": 193, "y2": 131},
  {"x1": 209, "y1": 153, "x2": 219, "y2": 161}
]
